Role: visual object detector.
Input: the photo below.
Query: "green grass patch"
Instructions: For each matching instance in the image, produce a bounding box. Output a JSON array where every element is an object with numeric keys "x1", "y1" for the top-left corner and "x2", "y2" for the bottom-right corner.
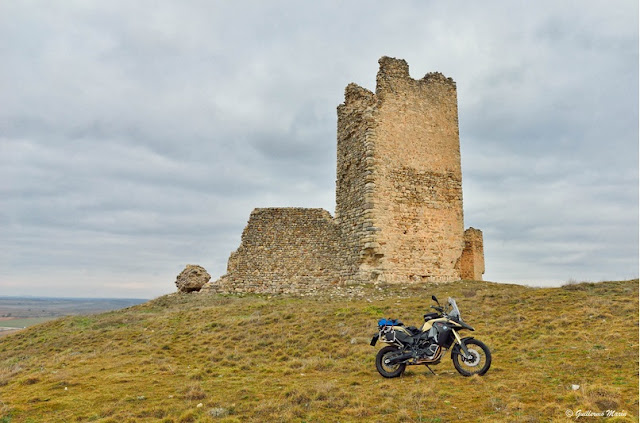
[
  {"x1": 0, "y1": 318, "x2": 56, "y2": 328},
  {"x1": 362, "y1": 305, "x2": 385, "y2": 316}
]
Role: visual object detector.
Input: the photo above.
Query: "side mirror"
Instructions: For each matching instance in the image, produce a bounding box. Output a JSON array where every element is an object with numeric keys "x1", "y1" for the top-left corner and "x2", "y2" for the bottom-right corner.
[{"x1": 432, "y1": 295, "x2": 440, "y2": 305}]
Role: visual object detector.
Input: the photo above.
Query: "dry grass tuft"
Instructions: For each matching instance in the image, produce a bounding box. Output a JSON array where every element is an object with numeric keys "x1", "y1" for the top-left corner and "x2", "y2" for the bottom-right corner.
[
  {"x1": 0, "y1": 364, "x2": 22, "y2": 387},
  {"x1": 182, "y1": 383, "x2": 207, "y2": 401},
  {"x1": 584, "y1": 384, "x2": 622, "y2": 410}
]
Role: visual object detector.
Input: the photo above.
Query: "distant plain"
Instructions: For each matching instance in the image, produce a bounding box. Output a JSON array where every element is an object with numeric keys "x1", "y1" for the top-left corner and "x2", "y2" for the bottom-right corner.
[{"x1": 0, "y1": 297, "x2": 147, "y2": 337}]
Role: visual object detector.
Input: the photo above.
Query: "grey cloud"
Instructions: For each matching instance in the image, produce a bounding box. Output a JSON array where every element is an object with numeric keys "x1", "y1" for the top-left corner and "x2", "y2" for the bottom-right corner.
[{"x1": 0, "y1": 1, "x2": 637, "y2": 297}]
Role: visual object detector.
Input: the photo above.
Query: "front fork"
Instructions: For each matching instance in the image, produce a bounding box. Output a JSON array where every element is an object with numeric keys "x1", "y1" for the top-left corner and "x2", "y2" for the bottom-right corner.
[{"x1": 452, "y1": 330, "x2": 471, "y2": 359}]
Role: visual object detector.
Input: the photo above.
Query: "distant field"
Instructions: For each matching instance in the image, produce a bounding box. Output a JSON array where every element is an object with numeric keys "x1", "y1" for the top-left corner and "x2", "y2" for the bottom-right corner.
[
  {"x1": 0, "y1": 317, "x2": 57, "y2": 328},
  {"x1": 0, "y1": 297, "x2": 148, "y2": 319}
]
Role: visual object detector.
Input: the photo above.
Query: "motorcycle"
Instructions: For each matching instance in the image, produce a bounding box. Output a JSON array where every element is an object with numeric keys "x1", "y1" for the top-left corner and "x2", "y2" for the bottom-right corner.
[{"x1": 370, "y1": 295, "x2": 491, "y2": 377}]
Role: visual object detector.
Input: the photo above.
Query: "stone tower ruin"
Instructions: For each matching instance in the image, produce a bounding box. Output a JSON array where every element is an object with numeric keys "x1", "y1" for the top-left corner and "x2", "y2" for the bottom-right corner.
[{"x1": 210, "y1": 57, "x2": 484, "y2": 294}]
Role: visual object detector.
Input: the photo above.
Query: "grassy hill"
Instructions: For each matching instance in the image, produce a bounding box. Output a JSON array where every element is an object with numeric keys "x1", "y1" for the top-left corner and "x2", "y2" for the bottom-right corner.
[{"x1": 0, "y1": 280, "x2": 637, "y2": 422}]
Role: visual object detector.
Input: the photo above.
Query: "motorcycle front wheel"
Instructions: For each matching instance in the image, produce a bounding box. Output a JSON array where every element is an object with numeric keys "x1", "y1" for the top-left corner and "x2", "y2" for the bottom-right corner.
[
  {"x1": 375, "y1": 346, "x2": 406, "y2": 378},
  {"x1": 452, "y1": 339, "x2": 492, "y2": 376}
]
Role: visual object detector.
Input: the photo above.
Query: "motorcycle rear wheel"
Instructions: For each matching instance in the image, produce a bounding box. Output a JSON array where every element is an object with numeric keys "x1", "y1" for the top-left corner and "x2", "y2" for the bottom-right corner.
[
  {"x1": 452, "y1": 339, "x2": 491, "y2": 376},
  {"x1": 375, "y1": 346, "x2": 406, "y2": 378}
]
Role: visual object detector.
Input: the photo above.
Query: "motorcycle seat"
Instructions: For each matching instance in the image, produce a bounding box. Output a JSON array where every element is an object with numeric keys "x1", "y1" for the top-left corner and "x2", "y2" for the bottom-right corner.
[
  {"x1": 406, "y1": 326, "x2": 421, "y2": 335},
  {"x1": 424, "y1": 312, "x2": 439, "y2": 321}
]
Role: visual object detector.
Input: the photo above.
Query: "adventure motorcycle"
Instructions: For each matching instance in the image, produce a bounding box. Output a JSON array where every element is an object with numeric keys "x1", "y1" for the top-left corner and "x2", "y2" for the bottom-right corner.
[{"x1": 370, "y1": 295, "x2": 491, "y2": 377}]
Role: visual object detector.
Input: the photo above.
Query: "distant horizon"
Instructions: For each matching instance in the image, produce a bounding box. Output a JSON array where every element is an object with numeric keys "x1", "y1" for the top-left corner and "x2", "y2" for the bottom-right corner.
[
  {"x1": 2, "y1": 276, "x2": 638, "y2": 300},
  {"x1": 0, "y1": 294, "x2": 154, "y2": 301}
]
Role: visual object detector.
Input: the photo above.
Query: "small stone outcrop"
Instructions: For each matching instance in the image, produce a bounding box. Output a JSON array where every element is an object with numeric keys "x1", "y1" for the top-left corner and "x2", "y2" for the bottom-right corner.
[{"x1": 175, "y1": 265, "x2": 211, "y2": 293}]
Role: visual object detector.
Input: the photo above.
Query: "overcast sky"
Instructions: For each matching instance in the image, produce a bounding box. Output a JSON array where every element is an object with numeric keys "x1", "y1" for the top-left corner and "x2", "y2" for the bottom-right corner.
[{"x1": 1, "y1": 1, "x2": 638, "y2": 298}]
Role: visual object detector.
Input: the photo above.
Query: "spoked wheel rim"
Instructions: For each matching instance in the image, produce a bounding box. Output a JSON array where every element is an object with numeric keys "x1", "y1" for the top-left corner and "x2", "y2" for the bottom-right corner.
[
  {"x1": 455, "y1": 343, "x2": 490, "y2": 376},
  {"x1": 376, "y1": 346, "x2": 406, "y2": 378},
  {"x1": 381, "y1": 351, "x2": 402, "y2": 374}
]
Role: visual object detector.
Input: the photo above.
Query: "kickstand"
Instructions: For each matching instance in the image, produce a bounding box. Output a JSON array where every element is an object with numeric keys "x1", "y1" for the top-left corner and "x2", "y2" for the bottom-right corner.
[{"x1": 426, "y1": 365, "x2": 436, "y2": 376}]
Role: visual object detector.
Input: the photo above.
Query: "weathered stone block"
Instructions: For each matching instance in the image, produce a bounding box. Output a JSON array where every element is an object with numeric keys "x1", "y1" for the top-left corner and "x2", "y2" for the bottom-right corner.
[
  {"x1": 460, "y1": 228, "x2": 485, "y2": 281},
  {"x1": 176, "y1": 264, "x2": 211, "y2": 293}
]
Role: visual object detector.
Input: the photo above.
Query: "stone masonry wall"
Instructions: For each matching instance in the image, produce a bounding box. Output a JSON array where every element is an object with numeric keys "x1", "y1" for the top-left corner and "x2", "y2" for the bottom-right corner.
[
  {"x1": 460, "y1": 228, "x2": 485, "y2": 280},
  {"x1": 336, "y1": 57, "x2": 465, "y2": 283},
  {"x1": 211, "y1": 208, "x2": 347, "y2": 294},
  {"x1": 335, "y1": 83, "x2": 379, "y2": 281}
]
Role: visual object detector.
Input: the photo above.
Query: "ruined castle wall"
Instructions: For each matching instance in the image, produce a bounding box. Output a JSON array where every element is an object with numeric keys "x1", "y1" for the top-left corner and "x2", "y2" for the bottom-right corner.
[
  {"x1": 213, "y1": 208, "x2": 346, "y2": 294},
  {"x1": 335, "y1": 84, "x2": 379, "y2": 281},
  {"x1": 460, "y1": 228, "x2": 485, "y2": 280},
  {"x1": 212, "y1": 57, "x2": 484, "y2": 294},
  {"x1": 336, "y1": 57, "x2": 465, "y2": 283},
  {"x1": 374, "y1": 58, "x2": 465, "y2": 282}
]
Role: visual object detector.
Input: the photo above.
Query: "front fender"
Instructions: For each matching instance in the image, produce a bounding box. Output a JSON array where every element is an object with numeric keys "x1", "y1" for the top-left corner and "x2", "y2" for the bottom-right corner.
[{"x1": 450, "y1": 336, "x2": 475, "y2": 359}]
